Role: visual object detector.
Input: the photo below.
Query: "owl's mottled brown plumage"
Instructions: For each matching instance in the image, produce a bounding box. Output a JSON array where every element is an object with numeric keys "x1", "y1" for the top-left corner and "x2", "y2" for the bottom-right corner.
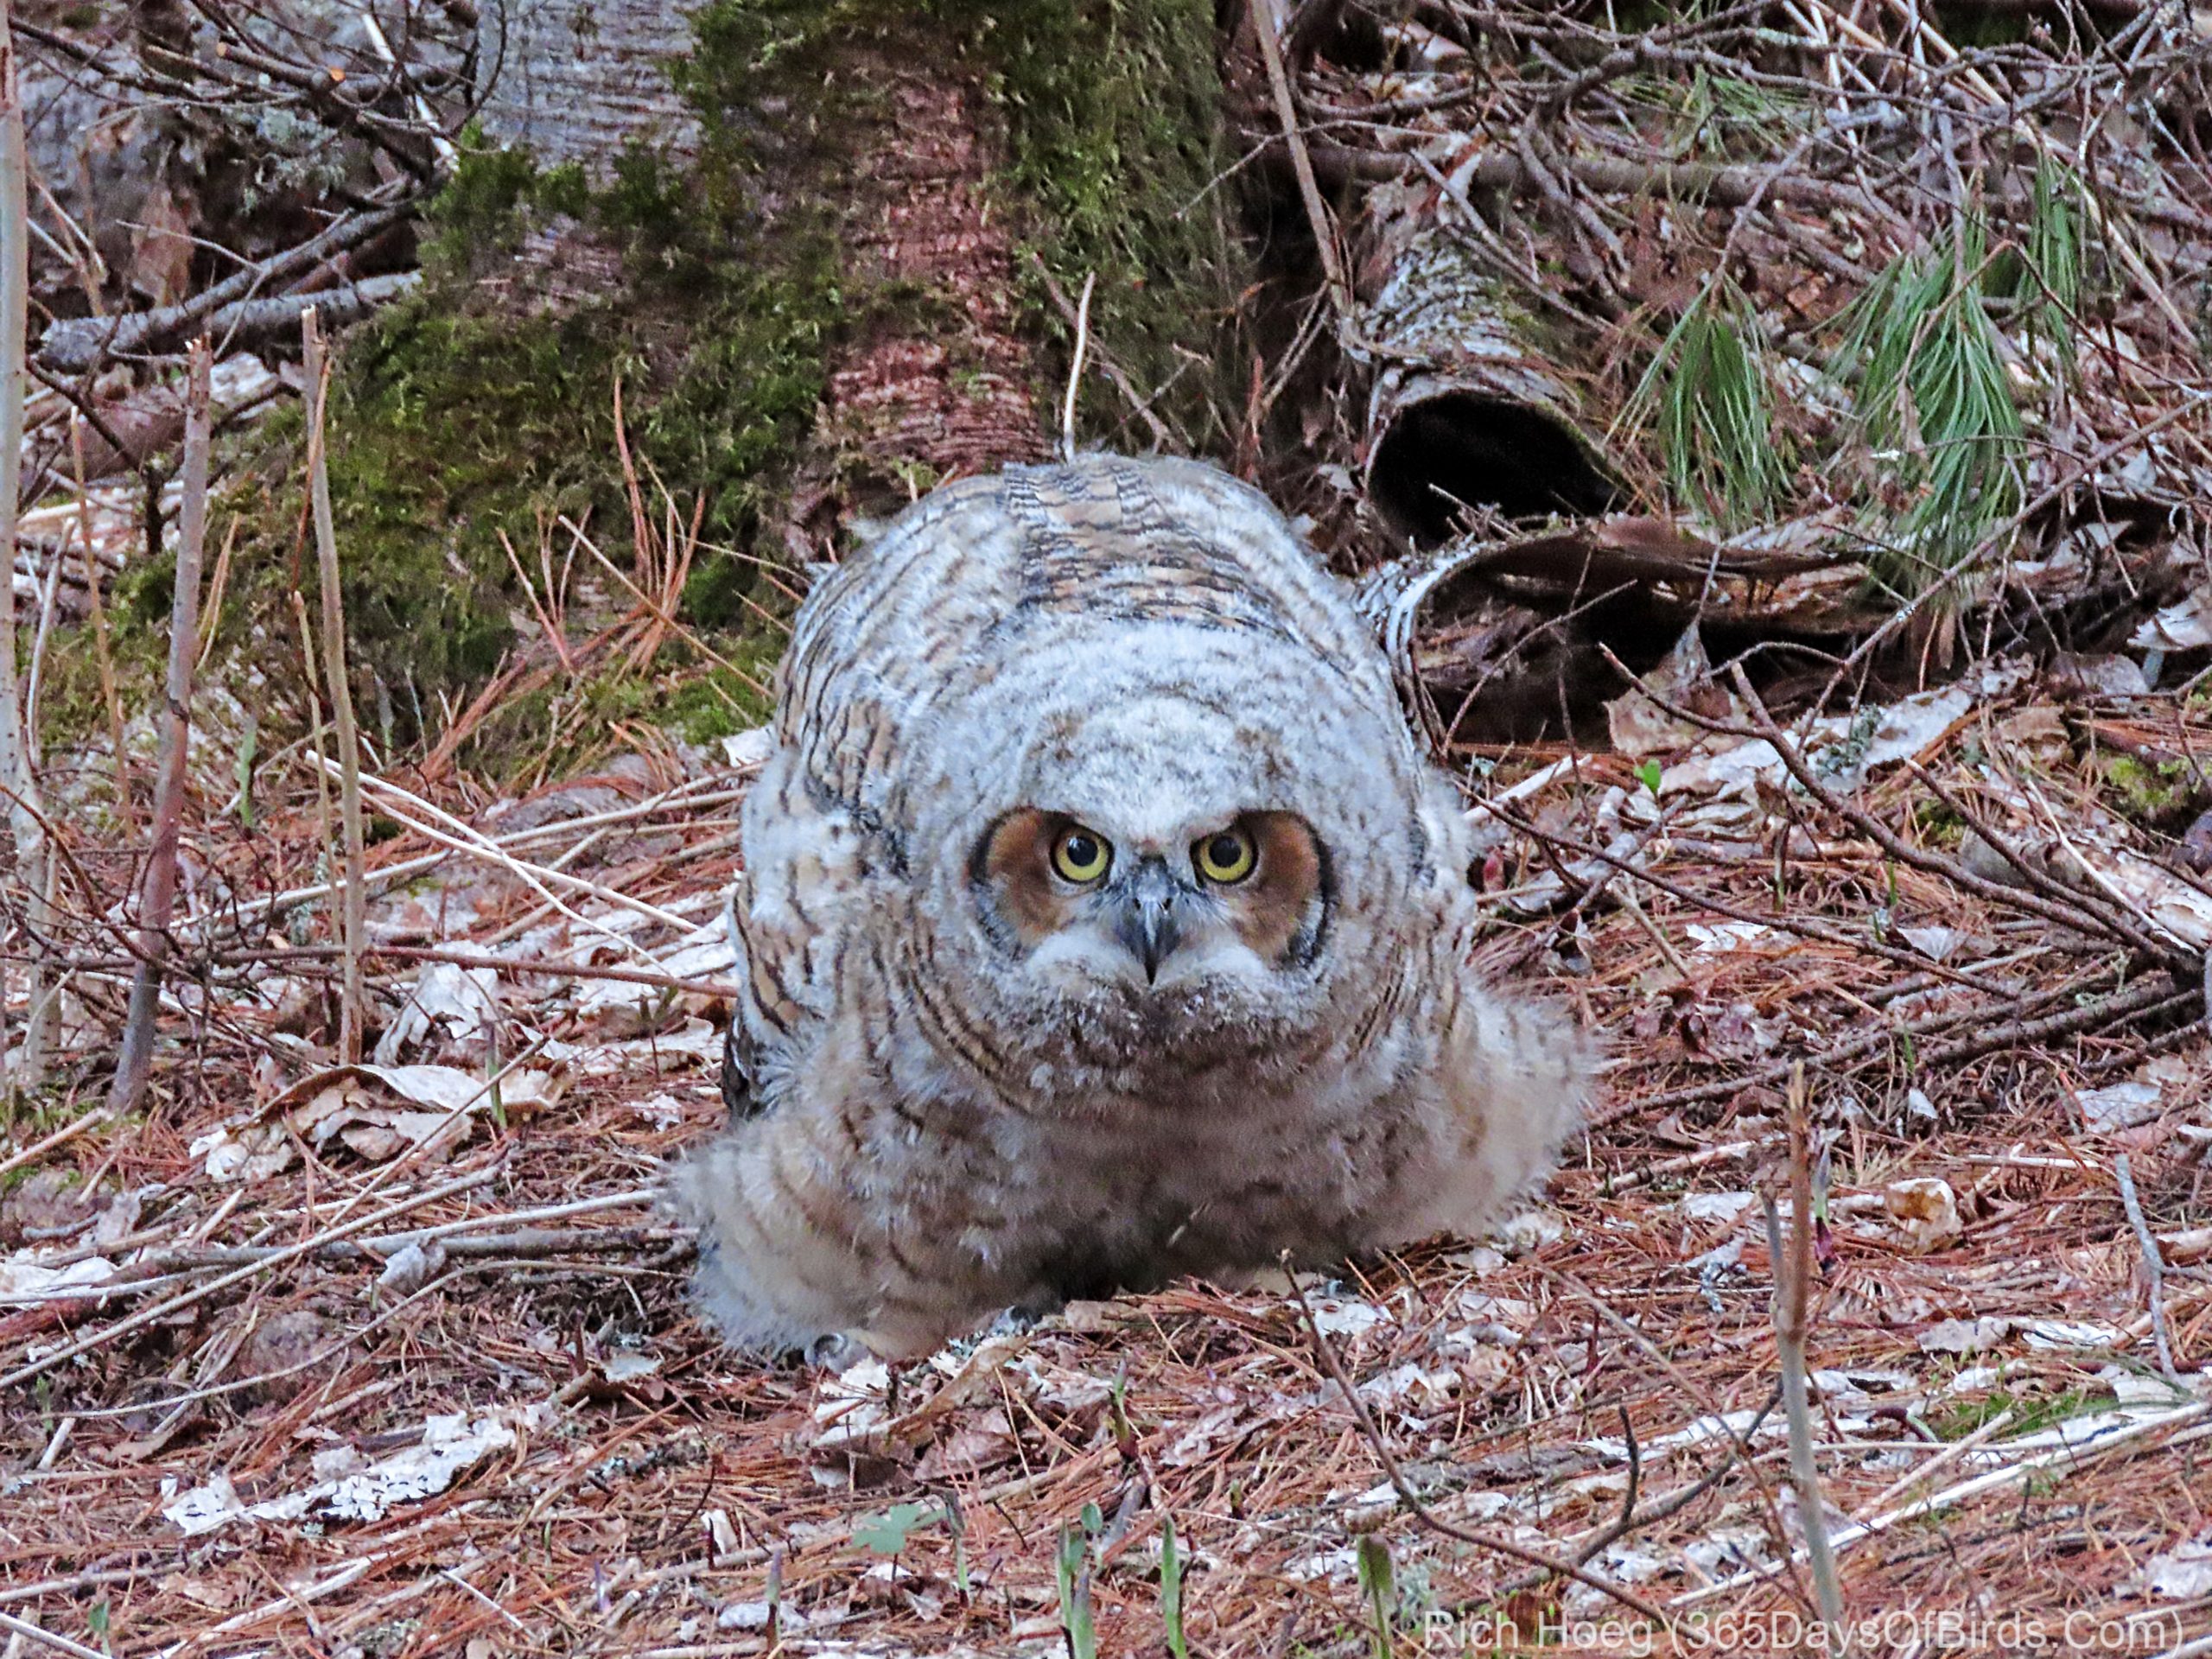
[{"x1": 675, "y1": 455, "x2": 1590, "y2": 1360}]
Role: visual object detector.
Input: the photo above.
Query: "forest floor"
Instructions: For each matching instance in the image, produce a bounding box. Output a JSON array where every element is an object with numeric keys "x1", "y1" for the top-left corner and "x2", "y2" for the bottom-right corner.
[
  {"x1": 9, "y1": 1, "x2": 2212, "y2": 1653},
  {"x1": 3, "y1": 645, "x2": 2209, "y2": 1659}
]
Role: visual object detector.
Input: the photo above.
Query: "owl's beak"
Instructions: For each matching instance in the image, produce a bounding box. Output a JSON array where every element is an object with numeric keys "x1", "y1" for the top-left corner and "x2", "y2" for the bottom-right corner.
[{"x1": 1114, "y1": 857, "x2": 1184, "y2": 984}]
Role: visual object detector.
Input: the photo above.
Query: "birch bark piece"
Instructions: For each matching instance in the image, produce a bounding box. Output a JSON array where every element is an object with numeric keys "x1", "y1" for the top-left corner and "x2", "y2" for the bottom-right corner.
[
  {"x1": 474, "y1": 0, "x2": 705, "y2": 170},
  {"x1": 1358, "y1": 221, "x2": 1618, "y2": 547}
]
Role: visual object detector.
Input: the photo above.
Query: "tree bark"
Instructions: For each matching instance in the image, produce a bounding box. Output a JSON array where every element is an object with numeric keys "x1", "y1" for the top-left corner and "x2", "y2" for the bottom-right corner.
[{"x1": 475, "y1": 0, "x2": 706, "y2": 172}]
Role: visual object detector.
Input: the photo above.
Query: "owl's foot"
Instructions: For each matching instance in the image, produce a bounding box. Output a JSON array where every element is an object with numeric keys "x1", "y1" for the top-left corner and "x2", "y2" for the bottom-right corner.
[
  {"x1": 803, "y1": 1331, "x2": 869, "y2": 1370},
  {"x1": 985, "y1": 1285, "x2": 1067, "y2": 1338}
]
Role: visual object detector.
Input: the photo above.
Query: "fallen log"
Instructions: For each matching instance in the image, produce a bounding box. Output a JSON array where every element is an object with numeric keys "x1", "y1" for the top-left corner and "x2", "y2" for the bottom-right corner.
[{"x1": 1356, "y1": 201, "x2": 1621, "y2": 546}]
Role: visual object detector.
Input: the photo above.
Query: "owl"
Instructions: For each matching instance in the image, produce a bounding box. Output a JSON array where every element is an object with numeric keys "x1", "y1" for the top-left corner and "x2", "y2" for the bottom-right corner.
[{"x1": 675, "y1": 455, "x2": 1590, "y2": 1361}]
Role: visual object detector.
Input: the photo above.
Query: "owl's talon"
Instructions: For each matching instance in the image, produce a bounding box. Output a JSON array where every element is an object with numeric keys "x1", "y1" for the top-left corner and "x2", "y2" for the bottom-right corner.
[
  {"x1": 985, "y1": 1300, "x2": 1051, "y2": 1338},
  {"x1": 804, "y1": 1332, "x2": 864, "y2": 1370}
]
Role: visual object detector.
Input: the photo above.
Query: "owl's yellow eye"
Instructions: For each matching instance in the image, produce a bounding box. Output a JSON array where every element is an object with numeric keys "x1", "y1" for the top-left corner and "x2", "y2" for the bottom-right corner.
[
  {"x1": 1194, "y1": 827, "x2": 1257, "y2": 884},
  {"x1": 1051, "y1": 825, "x2": 1112, "y2": 884}
]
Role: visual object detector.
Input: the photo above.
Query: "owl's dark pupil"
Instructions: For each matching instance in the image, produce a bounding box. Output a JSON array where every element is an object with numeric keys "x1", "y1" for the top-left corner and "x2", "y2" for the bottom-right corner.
[
  {"x1": 1065, "y1": 836, "x2": 1098, "y2": 867},
  {"x1": 1209, "y1": 836, "x2": 1240, "y2": 867}
]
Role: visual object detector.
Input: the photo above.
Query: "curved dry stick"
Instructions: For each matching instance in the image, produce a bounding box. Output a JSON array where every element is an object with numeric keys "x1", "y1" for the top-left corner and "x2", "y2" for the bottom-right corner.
[
  {"x1": 1726, "y1": 664, "x2": 2197, "y2": 980},
  {"x1": 0, "y1": 1166, "x2": 496, "y2": 1394},
  {"x1": 1604, "y1": 646, "x2": 2193, "y2": 973},
  {"x1": 1598, "y1": 645, "x2": 2177, "y2": 967},
  {"x1": 1283, "y1": 1268, "x2": 1677, "y2": 1629}
]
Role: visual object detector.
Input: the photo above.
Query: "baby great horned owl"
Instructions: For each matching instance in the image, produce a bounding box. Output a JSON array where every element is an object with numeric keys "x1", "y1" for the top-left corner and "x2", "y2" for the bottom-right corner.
[{"x1": 677, "y1": 455, "x2": 1590, "y2": 1359}]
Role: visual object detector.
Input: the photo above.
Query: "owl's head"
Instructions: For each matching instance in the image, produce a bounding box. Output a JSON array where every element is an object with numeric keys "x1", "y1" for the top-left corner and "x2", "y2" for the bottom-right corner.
[{"x1": 930, "y1": 641, "x2": 1448, "y2": 1084}]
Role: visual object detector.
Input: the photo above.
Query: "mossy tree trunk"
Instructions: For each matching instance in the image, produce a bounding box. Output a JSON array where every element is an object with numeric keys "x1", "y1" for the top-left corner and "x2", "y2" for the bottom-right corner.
[
  {"x1": 663, "y1": 0, "x2": 1247, "y2": 550},
  {"x1": 721, "y1": 14, "x2": 1058, "y2": 560},
  {"x1": 278, "y1": 1, "x2": 1242, "y2": 741}
]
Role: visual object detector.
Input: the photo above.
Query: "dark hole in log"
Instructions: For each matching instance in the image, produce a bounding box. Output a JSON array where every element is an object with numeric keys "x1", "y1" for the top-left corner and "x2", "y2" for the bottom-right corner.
[
  {"x1": 1369, "y1": 393, "x2": 1621, "y2": 546},
  {"x1": 1281, "y1": 0, "x2": 1391, "y2": 73},
  {"x1": 1427, "y1": 592, "x2": 1693, "y2": 748}
]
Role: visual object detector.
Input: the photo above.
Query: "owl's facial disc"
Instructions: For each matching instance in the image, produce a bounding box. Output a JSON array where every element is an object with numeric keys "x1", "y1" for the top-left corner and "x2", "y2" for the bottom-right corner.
[{"x1": 970, "y1": 809, "x2": 1328, "y2": 992}]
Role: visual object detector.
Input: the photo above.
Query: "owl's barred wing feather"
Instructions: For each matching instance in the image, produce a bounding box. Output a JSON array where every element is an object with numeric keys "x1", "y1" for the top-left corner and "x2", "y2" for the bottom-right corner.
[{"x1": 721, "y1": 747, "x2": 882, "y2": 1096}]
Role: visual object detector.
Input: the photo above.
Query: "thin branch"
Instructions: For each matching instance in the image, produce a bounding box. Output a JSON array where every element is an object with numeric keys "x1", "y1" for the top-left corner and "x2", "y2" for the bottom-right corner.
[
  {"x1": 1283, "y1": 1262, "x2": 1676, "y2": 1627},
  {"x1": 2115, "y1": 1152, "x2": 2180, "y2": 1382},
  {"x1": 1058, "y1": 270, "x2": 1096, "y2": 463},
  {"x1": 0, "y1": 1607, "x2": 106, "y2": 1659},
  {"x1": 108, "y1": 339, "x2": 212, "y2": 1116},
  {"x1": 1765, "y1": 1066, "x2": 1847, "y2": 1638},
  {"x1": 1030, "y1": 251, "x2": 1173, "y2": 451},
  {"x1": 0, "y1": 0, "x2": 47, "y2": 1093},
  {"x1": 39, "y1": 202, "x2": 416, "y2": 372},
  {"x1": 303, "y1": 308, "x2": 368, "y2": 1064},
  {"x1": 1248, "y1": 0, "x2": 1350, "y2": 321}
]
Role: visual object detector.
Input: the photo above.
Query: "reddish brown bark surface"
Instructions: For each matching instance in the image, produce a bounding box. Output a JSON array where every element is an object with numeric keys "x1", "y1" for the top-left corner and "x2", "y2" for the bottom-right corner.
[{"x1": 785, "y1": 49, "x2": 1050, "y2": 559}]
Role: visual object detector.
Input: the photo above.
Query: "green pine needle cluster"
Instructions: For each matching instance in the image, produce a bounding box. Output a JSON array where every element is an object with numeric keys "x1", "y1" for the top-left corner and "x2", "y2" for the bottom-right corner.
[
  {"x1": 1834, "y1": 223, "x2": 2024, "y2": 598},
  {"x1": 1627, "y1": 146, "x2": 2101, "y2": 605},
  {"x1": 2022, "y1": 155, "x2": 2089, "y2": 365},
  {"x1": 1622, "y1": 276, "x2": 1789, "y2": 533}
]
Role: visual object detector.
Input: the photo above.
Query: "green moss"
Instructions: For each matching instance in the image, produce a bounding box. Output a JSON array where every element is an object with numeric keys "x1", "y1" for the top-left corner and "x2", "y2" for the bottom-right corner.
[
  {"x1": 0, "y1": 1093, "x2": 97, "y2": 1145},
  {"x1": 60, "y1": 0, "x2": 1234, "y2": 776},
  {"x1": 678, "y1": 0, "x2": 1237, "y2": 446},
  {"x1": 2100, "y1": 753, "x2": 2204, "y2": 831},
  {"x1": 967, "y1": 0, "x2": 1238, "y2": 443},
  {"x1": 408, "y1": 0, "x2": 1229, "y2": 697},
  {"x1": 1910, "y1": 798, "x2": 1965, "y2": 849},
  {"x1": 666, "y1": 661, "x2": 779, "y2": 743},
  {"x1": 1935, "y1": 1386, "x2": 2100, "y2": 1442},
  {"x1": 417, "y1": 135, "x2": 543, "y2": 270},
  {"x1": 457, "y1": 652, "x2": 775, "y2": 774},
  {"x1": 321, "y1": 311, "x2": 571, "y2": 689},
  {"x1": 199, "y1": 133, "x2": 837, "y2": 744}
]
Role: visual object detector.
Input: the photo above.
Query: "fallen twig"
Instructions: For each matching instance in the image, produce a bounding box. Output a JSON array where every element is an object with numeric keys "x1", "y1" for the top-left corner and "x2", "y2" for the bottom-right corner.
[
  {"x1": 0, "y1": 1100, "x2": 111, "y2": 1183},
  {"x1": 1248, "y1": 0, "x2": 1351, "y2": 320},
  {"x1": 1675, "y1": 1398, "x2": 2212, "y2": 1607},
  {"x1": 2115, "y1": 1153, "x2": 2180, "y2": 1382},
  {"x1": 0, "y1": 1165, "x2": 497, "y2": 1394},
  {"x1": 0, "y1": 1606, "x2": 106, "y2": 1659},
  {"x1": 322, "y1": 758, "x2": 696, "y2": 943},
  {"x1": 38, "y1": 203, "x2": 415, "y2": 372}
]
